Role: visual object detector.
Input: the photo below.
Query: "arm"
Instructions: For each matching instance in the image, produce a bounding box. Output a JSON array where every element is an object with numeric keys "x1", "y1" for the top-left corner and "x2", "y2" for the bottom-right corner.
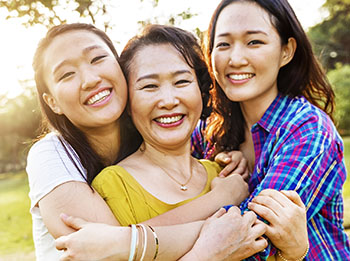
[
  {"x1": 56, "y1": 208, "x2": 267, "y2": 261},
  {"x1": 248, "y1": 189, "x2": 309, "y2": 260},
  {"x1": 145, "y1": 173, "x2": 249, "y2": 226},
  {"x1": 241, "y1": 131, "x2": 346, "y2": 259},
  {"x1": 26, "y1": 135, "x2": 119, "y2": 238},
  {"x1": 39, "y1": 181, "x2": 119, "y2": 238},
  {"x1": 56, "y1": 215, "x2": 204, "y2": 261}
]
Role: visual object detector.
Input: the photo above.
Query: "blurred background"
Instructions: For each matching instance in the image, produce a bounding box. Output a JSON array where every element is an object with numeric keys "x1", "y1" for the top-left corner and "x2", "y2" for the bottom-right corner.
[{"x1": 0, "y1": 0, "x2": 349, "y2": 260}]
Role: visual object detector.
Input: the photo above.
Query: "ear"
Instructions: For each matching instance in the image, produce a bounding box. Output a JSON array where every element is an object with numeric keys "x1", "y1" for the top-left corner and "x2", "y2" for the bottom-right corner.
[
  {"x1": 42, "y1": 93, "x2": 63, "y2": 115},
  {"x1": 280, "y1": 37, "x2": 297, "y2": 68}
]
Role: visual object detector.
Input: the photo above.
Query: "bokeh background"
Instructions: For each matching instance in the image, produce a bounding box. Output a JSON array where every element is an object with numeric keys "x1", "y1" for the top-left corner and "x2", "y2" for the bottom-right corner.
[{"x1": 0, "y1": 0, "x2": 349, "y2": 260}]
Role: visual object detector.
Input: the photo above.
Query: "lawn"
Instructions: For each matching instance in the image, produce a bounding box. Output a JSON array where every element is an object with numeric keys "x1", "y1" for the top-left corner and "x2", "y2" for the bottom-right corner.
[{"x1": 1, "y1": 137, "x2": 350, "y2": 259}]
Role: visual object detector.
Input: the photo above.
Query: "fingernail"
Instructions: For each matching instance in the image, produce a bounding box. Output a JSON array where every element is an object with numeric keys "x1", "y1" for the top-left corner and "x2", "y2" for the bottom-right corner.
[{"x1": 60, "y1": 213, "x2": 69, "y2": 220}]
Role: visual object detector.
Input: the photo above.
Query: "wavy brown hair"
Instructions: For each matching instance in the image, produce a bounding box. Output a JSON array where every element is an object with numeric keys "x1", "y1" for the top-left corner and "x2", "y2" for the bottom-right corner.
[{"x1": 204, "y1": 0, "x2": 335, "y2": 155}]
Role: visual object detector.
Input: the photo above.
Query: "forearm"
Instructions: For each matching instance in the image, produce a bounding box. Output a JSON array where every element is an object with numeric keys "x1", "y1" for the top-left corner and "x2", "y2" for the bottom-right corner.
[{"x1": 143, "y1": 190, "x2": 223, "y2": 226}]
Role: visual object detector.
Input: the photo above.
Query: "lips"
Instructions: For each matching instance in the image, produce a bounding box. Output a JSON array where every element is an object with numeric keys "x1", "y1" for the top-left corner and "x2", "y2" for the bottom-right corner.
[
  {"x1": 228, "y1": 73, "x2": 255, "y2": 81},
  {"x1": 85, "y1": 89, "x2": 112, "y2": 105}
]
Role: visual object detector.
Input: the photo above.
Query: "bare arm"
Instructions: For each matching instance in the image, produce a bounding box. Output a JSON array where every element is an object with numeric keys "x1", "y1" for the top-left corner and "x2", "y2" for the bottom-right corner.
[
  {"x1": 145, "y1": 173, "x2": 248, "y2": 226},
  {"x1": 39, "y1": 181, "x2": 119, "y2": 238},
  {"x1": 56, "y1": 215, "x2": 204, "y2": 261}
]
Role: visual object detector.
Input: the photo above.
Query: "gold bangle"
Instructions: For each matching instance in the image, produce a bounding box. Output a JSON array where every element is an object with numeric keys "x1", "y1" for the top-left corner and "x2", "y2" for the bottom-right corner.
[
  {"x1": 148, "y1": 225, "x2": 159, "y2": 260},
  {"x1": 277, "y1": 244, "x2": 309, "y2": 261}
]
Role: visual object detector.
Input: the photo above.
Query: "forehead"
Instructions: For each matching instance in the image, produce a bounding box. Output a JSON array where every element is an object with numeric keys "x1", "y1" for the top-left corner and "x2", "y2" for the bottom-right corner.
[
  {"x1": 44, "y1": 30, "x2": 111, "y2": 68},
  {"x1": 130, "y1": 44, "x2": 192, "y2": 77},
  {"x1": 215, "y1": 2, "x2": 275, "y2": 35}
]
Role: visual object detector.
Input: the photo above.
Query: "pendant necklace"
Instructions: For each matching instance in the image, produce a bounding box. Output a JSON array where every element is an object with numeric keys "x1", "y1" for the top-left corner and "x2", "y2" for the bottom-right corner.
[{"x1": 142, "y1": 147, "x2": 193, "y2": 191}]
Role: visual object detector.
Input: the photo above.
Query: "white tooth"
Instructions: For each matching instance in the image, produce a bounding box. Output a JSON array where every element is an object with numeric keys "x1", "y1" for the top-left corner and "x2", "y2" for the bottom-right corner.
[
  {"x1": 157, "y1": 115, "x2": 182, "y2": 124},
  {"x1": 87, "y1": 90, "x2": 111, "y2": 105},
  {"x1": 229, "y1": 73, "x2": 253, "y2": 80}
]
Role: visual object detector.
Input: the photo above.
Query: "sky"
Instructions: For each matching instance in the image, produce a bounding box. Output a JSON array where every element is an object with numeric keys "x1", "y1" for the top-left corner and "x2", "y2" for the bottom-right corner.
[{"x1": 0, "y1": 0, "x2": 327, "y2": 99}]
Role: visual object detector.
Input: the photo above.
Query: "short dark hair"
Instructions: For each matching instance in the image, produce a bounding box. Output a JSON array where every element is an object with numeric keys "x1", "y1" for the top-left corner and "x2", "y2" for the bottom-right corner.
[{"x1": 120, "y1": 24, "x2": 212, "y2": 120}]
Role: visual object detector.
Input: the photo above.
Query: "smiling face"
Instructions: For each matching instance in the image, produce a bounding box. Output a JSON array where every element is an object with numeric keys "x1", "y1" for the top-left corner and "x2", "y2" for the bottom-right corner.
[
  {"x1": 127, "y1": 44, "x2": 202, "y2": 151},
  {"x1": 211, "y1": 1, "x2": 294, "y2": 109},
  {"x1": 42, "y1": 30, "x2": 128, "y2": 131}
]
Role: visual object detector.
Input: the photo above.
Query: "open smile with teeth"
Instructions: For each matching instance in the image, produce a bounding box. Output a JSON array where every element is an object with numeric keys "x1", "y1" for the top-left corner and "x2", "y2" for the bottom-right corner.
[
  {"x1": 86, "y1": 89, "x2": 111, "y2": 105},
  {"x1": 155, "y1": 115, "x2": 183, "y2": 124},
  {"x1": 228, "y1": 73, "x2": 254, "y2": 81}
]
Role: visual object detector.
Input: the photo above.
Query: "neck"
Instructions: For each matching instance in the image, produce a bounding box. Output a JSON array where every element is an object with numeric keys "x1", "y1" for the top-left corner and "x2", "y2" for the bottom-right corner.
[
  {"x1": 140, "y1": 141, "x2": 194, "y2": 180},
  {"x1": 240, "y1": 91, "x2": 278, "y2": 128},
  {"x1": 84, "y1": 121, "x2": 121, "y2": 165}
]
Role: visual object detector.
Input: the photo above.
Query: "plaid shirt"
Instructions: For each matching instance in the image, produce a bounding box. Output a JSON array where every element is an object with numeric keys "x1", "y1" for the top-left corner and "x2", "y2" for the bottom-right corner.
[{"x1": 191, "y1": 94, "x2": 350, "y2": 260}]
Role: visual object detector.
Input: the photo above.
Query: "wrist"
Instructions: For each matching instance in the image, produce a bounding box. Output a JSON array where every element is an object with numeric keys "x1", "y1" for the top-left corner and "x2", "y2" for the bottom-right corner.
[{"x1": 277, "y1": 243, "x2": 309, "y2": 261}]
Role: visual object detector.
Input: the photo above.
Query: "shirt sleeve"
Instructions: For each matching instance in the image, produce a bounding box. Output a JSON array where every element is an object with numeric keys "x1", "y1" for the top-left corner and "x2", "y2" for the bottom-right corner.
[
  {"x1": 26, "y1": 134, "x2": 86, "y2": 213},
  {"x1": 241, "y1": 130, "x2": 346, "y2": 260},
  {"x1": 92, "y1": 167, "x2": 137, "y2": 226},
  {"x1": 191, "y1": 119, "x2": 215, "y2": 159}
]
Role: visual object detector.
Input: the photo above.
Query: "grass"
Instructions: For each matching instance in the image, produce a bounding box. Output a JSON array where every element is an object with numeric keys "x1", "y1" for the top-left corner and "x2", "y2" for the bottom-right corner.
[
  {"x1": 0, "y1": 171, "x2": 34, "y2": 256},
  {"x1": 0, "y1": 138, "x2": 350, "y2": 257}
]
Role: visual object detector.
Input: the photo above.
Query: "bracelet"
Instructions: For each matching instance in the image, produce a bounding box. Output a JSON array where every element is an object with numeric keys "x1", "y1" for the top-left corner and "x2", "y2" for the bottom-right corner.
[
  {"x1": 277, "y1": 244, "x2": 309, "y2": 261},
  {"x1": 128, "y1": 224, "x2": 138, "y2": 261},
  {"x1": 148, "y1": 225, "x2": 159, "y2": 260},
  {"x1": 137, "y1": 224, "x2": 148, "y2": 261}
]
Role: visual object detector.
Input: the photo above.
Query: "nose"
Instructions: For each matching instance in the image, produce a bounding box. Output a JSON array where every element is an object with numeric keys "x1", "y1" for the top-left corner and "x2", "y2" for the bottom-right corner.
[
  {"x1": 158, "y1": 85, "x2": 180, "y2": 109},
  {"x1": 228, "y1": 44, "x2": 248, "y2": 67},
  {"x1": 81, "y1": 68, "x2": 102, "y2": 90}
]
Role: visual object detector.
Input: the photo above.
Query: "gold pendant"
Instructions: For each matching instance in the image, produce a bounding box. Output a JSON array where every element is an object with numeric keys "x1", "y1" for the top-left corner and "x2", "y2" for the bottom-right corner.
[{"x1": 180, "y1": 185, "x2": 187, "y2": 191}]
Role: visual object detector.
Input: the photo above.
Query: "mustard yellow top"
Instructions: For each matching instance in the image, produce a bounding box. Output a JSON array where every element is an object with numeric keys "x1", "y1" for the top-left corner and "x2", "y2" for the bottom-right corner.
[{"x1": 92, "y1": 159, "x2": 221, "y2": 226}]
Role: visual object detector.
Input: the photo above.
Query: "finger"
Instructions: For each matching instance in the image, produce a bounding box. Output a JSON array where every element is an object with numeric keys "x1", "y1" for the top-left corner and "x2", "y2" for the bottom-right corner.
[
  {"x1": 255, "y1": 189, "x2": 291, "y2": 209},
  {"x1": 59, "y1": 251, "x2": 71, "y2": 261},
  {"x1": 253, "y1": 237, "x2": 268, "y2": 252},
  {"x1": 211, "y1": 208, "x2": 227, "y2": 218},
  {"x1": 227, "y1": 206, "x2": 242, "y2": 216},
  {"x1": 250, "y1": 222, "x2": 267, "y2": 238},
  {"x1": 280, "y1": 190, "x2": 305, "y2": 208},
  {"x1": 60, "y1": 214, "x2": 87, "y2": 230},
  {"x1": 219, "y1": 163, "x2": 237, "y2": 177},
  {"x1": 242, "y1": 211, "x2": 257, "y2": 226},
  {"x1": 248, "y1": 201, "x2": 278, "y2": 224},
  {"x1": 251, "y1": 194, "x2": 285, "y2": 217},
  {"x1": 55, "y1": 236, "x2": 68, "y2": 251},
  {"x1": 241, "y1": 169, "x2": 250, "y2": 182},
  {"x1": 215, "y1": 152, "x2": 231, "y2": 166}
]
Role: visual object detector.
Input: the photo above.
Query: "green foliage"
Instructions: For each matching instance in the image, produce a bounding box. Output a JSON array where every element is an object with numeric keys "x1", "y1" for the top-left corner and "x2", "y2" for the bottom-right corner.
[
  {"x1": 308, "y1": 0, "x2": 350, "y2": 70},
  {"x1": 0, "y1": 171, "x2": 34, "y2": 255},
  {"x1": 0, "y1": 87, "x2": 41, "y2": 172},
  {"x1": 327, "y1": 65, "x2": 350, "y2": 135}
]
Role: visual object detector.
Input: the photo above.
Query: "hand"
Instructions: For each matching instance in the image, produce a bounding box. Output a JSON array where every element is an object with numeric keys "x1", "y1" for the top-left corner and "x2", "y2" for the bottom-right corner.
[
  {"x1": 55, "y1": 214, "x2": 128, "y2": 261},
  {"x1": 215, "y1": 151, "x2": 249, "y2": 180},
  {"x1": 248, "y1": 189, "x2": 308, "y2": 259},
  {"x1": 210, "y1": 174, "x2": 249, "y2": 206},
  {"x1": 184, "y1": 207, "x2": 267, "y2": 261}
]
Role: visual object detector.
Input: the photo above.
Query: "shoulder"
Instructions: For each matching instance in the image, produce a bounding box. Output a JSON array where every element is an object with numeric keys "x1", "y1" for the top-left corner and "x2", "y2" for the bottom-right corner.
[
  {"x1": 92, "y1": 165, "x2": 130, "y2": 189},
  {"x1": 198, "y1": 159, "x2": 222, "y2": 176}
]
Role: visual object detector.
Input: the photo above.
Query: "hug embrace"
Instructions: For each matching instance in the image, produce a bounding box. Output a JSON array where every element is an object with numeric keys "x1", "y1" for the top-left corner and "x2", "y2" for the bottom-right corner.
[{"x1": 27, "y1": 0, "x2": 349, "y2": 260}]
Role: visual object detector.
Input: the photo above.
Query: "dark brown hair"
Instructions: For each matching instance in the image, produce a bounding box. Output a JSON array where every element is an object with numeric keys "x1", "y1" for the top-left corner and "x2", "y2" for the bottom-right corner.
[
  {"x1": 204, "y1": 0, "x2": 335, "y2": 154},
  {"x1": 120, "y1": 24, "x2": 212, "y2": 120},
  {"x1": 33, "y1": 23, "x2": 137, "y2": 185}
]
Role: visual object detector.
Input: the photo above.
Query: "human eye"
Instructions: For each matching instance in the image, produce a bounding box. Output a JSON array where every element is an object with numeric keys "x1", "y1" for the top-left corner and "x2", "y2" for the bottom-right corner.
[
  {"x1": 58, "y1": 71, "x2": 75, "y2": 82},
  {"x1": 175, "y1": 79, "x2": 192, "y2": 87},
  {"x1": 248, "y1": 39, "x2": 264, "y2": 46},
  {"x1": 91, "y1": 55, "x2": 107, "y2": 64},
  {"x1": 215, "y1": 42, "x2": 230, "y2": 49},
  {"x1": 141, "y1": 84, "x2": 158, "y2": 90}
]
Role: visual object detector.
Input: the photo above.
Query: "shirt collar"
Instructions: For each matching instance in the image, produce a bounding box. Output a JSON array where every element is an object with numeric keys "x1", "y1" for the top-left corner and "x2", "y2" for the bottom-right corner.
[{"x1": 254, "y1": 93, "x2": 292, "y2": 133}]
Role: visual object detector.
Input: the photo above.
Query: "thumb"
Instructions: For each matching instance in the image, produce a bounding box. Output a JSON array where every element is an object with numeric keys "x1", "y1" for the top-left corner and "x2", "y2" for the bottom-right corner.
[
  {"x1": 55, "y1": 235, "x2": 68, "y2": 250},
  {"x1": 60, "y1": 213, "x2": 87, "y2": 230}
]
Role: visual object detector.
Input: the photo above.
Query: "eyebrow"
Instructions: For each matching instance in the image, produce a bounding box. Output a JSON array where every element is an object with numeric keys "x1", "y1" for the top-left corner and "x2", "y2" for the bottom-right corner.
[
  {"x1": 52, "y1": 45, "x2": 104, "y2": 75},
  {"x1": 136, "y1": 69, "x2": 192, "y2": 83},
  {"x1": 217, "y1": 30, "x2": 268, "y2": 38}
]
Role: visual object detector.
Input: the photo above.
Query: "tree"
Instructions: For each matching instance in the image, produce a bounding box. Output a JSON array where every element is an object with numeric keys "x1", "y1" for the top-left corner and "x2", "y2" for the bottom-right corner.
[
  {"x1": 308, "y1": 0, "x2": 350, "y2": 70},
  {"x1": 327, "y1": 64, "x2": 350, "y2": 136}
]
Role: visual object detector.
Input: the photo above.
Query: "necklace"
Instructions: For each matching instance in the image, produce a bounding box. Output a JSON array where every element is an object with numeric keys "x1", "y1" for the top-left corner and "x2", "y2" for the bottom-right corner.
[{"x1": 142, "y1": 148, "x2": 193, "y2": 191}]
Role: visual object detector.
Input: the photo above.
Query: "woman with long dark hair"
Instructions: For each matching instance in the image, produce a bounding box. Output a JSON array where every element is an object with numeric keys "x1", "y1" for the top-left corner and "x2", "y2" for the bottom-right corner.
[{"x1": 191, "y1": 0, "x2": 350, "y2": 259}]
